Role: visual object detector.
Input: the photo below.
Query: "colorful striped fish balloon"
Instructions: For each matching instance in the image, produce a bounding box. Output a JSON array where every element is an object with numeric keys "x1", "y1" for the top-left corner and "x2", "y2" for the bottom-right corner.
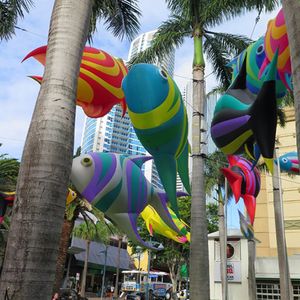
[
  {"x1": 70, "y1": 152, "x2": 182, "y2": 249},
  {"x1": 211, "y1": 51, "x2": 278, "y2": 173},
  {"x1": 228, "y1": 37, "x2": 287, "y2": 101},
  {"x1": 141, "y1": 205, "x2": 190, "y2": 244},
  {"x1": 122, "y1": 64, "x2": 190, "y2": 215},
  {"x1": 23, "y1": 46, "x2": 127, "y2": 118},
  {"x1": 221, "y1": 155, "x2": 260, "y2": 225},
  {"x1": 0, "y1": 191, "x2": 15, "y2": 223},
  {"x1": 259, "y1": 9, "x2": 292, "y2": 90},
  {"x1": 276, "y1": 151, "x2": 299, "y2": 175}
]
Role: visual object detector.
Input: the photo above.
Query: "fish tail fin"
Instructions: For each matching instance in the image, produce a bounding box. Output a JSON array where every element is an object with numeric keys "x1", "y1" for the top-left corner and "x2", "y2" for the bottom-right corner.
[
  {"x1": 177, "y1": 142, "x2": 191, "y2": 194},
  {"x1": 153, "y1": 156, "x2": 179, "y2": 215},
  {"x1": 120, "y1": 98, "x2": 127, "y2": 117},
  {"x1": 22, "y1": 45, "x2": 47, "y2": 65},
  {"x1": 249, "y1": 50, "x2": 278, "y2": 174},
  {"x1": 243, "y1": 195, "x2": 256, "y2": 225},
  {"x1": 29, "y1": 75, "x2": 43, "y2": 84},
  {"x1": 221, "y1": 167, "x2": 242, "y2": 203}
]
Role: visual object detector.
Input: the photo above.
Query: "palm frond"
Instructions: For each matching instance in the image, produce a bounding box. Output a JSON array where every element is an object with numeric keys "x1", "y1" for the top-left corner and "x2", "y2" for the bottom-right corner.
[
  {"x1": 277, "y1": 107, "x2": 286, "y2": 128},
  {"x1": 203, "y1": 33, "x2": 232, "y2": 89},
  {"x1": 206, "y1": 85, "x2": 226, "y2": 97},
  {"x1": 280, "y1": 91, "x2": 294, "y2": 107},
  {"x1": 90, "y1": 0, "x2": 141, "y2": 41},
  {"x1": 201, "y1": 0, "x2": 279, "y2": 28},
  {"x1": 0, "y1": 0, "x2": 33, "y2": 40},
  {"x1": 205, "y1": 30, "x2": 252, "y2": 57},
  {"x1": 128, "y1": 15, "x2": 190, "y2": 67}
]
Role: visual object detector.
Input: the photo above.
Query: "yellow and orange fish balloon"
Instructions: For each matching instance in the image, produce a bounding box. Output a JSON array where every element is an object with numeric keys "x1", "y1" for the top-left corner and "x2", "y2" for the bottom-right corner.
[{"x1": 23, "y1": 46, "x2": 128, "y2": 118}]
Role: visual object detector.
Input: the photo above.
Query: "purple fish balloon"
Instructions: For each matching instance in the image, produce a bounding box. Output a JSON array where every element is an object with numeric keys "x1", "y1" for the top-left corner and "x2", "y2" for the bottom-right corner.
[{"x1": 70, "y1": 152, "x2": 183, "y2": 249}]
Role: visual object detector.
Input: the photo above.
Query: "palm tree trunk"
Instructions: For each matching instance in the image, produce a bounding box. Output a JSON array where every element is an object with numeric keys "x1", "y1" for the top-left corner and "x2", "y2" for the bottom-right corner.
[
  {"x1": 282, "y1": 0, "x2": 300, "y2": 169},
  {"x1": 0, "y1": 1, "x2": 93, "y2": 299},
  {"x1": 248, "y1": 240, "x2": 256, "y2": 300},
  {"x1": 114, "y1": 237, "x2": 122, "y2": 298},
  {"x1": 81, "y1": 240, "x2": 91, "y2": 297},
  {"x1": 190, "y1": 31, "x2": 210, "y2": 299},
  {"x1": 53, "y1": 217, "x2": 76, "y2": 294}
]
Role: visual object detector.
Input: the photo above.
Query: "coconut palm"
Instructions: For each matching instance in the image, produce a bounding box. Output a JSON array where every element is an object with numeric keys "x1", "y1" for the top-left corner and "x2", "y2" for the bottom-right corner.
[
  {"x1": 73, "y1": 220, "x2": 111, "y2": 298},
  {"x1": 128, "y1": 2, "x2": 280, "y2": 298},
  {"x1": 0, "y1": 1, "x2": 140, "y2": 299},
  {"x1": 0, "y1": 0, "x2": 33, "y2": 40}
]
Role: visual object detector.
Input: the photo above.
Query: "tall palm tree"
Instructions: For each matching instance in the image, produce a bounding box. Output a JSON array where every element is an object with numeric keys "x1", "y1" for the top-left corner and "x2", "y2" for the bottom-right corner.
[
  {"x1": 73, "y1": 220, "x2": 111, "y2": 298},
  {"x1": 282, "y1": 1, "x2": 300, "y2": 176},
  {"x1": 0, "y1": 1, "x2": 140, "y2": 299},
  {"x1": 0, "y1": 0, "x2": 33, "y2": 40},
  {"x1": 129, "y1": 2, "x2": 279, "y2": 298}
]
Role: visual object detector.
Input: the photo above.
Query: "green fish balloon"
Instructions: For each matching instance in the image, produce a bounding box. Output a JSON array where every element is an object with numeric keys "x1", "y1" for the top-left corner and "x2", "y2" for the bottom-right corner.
[{"x1": 122, "y1": 64, "x2": 190, "y2": 215}]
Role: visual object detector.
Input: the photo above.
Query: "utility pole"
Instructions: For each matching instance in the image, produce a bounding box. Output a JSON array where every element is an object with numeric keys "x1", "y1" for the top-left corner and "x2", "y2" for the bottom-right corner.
[
  {"x1": 272, "y1": 149, "x2": 292, "y2": 299},
  {"x1": 248, "y1": 239, "x2": 256, "y2": 300}
]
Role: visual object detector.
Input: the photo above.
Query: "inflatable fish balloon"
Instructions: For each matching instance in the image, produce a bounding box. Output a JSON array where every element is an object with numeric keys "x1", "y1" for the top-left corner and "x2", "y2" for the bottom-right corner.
[
  {"x1": 276, "y1": 151, "x2": 299, "y2": 174},
  {"x1": 211, "y1": 51, "x2": 278, "y2": 172},
  {"x1": 141, "y1": 205, "x2": 190, "y2": 243},
  {"x1": 228, "y1": 37, "x2": 288, "y2": 101},
  {"x1": 0, "y1": 191, "x2": 15, "y2": 223},
  {"x1": 23, "y1": 46, "x2": 127, "y2": 118},
  {"x1": 122, "y1": 64, "x2": 190, "y2": 215},
  {"x1": 221, "y1": 155, "x2": 260, "y2": 225},
  {"x1": 260, "y1": 9, "x2": 292, "y2": 90},
  {"x1": 70, "y1": 152, "x2": 182, "y2": 249},
  {"x1": 238, "y1": 210, "x2": 254, "y2": 240}
]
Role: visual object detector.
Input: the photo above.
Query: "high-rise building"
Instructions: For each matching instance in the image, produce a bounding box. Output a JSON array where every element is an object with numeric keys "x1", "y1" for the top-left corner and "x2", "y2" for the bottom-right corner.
[
  {"x1": 81, "y1": 30, "x2": 176, "y2": 190},
  {"x1": 128, "y1": 30, "x2": 175, "y2": 76}
]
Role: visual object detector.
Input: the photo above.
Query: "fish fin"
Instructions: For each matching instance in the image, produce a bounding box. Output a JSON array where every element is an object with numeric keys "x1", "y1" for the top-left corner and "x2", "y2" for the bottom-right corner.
[
  {"x1": 243, "y1": 195, "x2": 256, "y2": 225},
  {"x1": 227, "y1": 155, "x2": 239, "y2": 167},
  {"x1": 177, "y1": 142, "x2": 191, "y2": 194},
  {"x1": 150, "y1": 191, "x2": 181, "y2": 235},
  {"x1": 249, "y1": 50, "x2": 278, "y2": 173},
  {"x1": 238, "y1": 210, "x2": 254, "y2": 240},
  {"x1": 153, "y1": 155, "x2": 179, "y2": 215},
  {"x1": 129, "y1": 155, "x2": 153, "y2": 168},
  {"x1": 22, "y1": 45, "x2": 47, "y2": 65},
  {"x1": 120, "y1": 98, "x2": 127, "y2": 117},
  {"x1": 229, "y1": 52, "x2": 247, "y2": 90},
  {"x1": 258, "y1": 57, "x2": 270, "y2": 80},
  {"x1": 110, "y1": 213, "x2": 157, "y2": 249},
  {"x1": 221, "y1": 167, "x2": 242, "y2": 203},
  {"x1": 29, "y1": 75, "x2": 43, "y2": 84}
]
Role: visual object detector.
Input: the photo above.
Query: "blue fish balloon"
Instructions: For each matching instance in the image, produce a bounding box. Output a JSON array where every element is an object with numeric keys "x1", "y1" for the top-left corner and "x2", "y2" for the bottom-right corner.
[
  {"x1": 276, "y1": 151, "x2": 299, "y2": 174},
  {"x1": 122, "y1": 64, "x2": 190, "y2": 215}
]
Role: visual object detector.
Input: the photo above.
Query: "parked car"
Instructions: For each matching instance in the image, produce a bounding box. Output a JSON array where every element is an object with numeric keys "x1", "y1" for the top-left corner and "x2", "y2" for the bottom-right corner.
[{"x1": 125, "y1": 292, "x2": 145, "y2": 300}]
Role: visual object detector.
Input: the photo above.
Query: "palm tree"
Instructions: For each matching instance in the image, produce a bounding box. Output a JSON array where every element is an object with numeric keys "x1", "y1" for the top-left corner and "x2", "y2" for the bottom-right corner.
[
  {"x1": 73, "y1": 220, "x2": 110, "y2": 298},
  {"x1": 128, "y1": 2, "x2": 280, "y2": 298},
  {"x1": 282, "y1": 1, "x2": 300, "y2": 162},
  {"x1": 0, "y1": 150, "x2": 20, "y2": 191},
  {"x1": 0, "y1": 0, "x2": 33, "y2": 40},
  {"x1": 0, "y1": 1, "x2": 140, "y2": 299}
]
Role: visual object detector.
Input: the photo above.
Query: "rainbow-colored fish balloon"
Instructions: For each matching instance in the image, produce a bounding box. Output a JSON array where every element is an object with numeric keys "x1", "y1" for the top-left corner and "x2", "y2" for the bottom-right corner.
[
  {"x1": 70, "y1": 152, "x2": 182, "y2": 249},
  {"x1": 141, "y1": 205, "x2": 190, "y2": 243},
  {"x1": 221, "y1": 155, "x2": 260, "y2": 225},
  {"x1": 0, "y1": 191, "x2": 15, "y2": 223},
  {"x1": 122, "y1": 64, "x2": 190, "y2": 215},
  {"x1": 276, "y1": 151, "x2": 299, "y2": 175},
  {"x1": 23, "y1": 46, "x2": 127, "y2": 118},
  {"x1": 211, "y1": 51, "x2": 278, "y2": 172},
  {"x1": 228, "y1": 37, "x2": 288, "y2": 101},
  {"x1": 259, "y1": 9, "x2": 292, "y2": 90}
]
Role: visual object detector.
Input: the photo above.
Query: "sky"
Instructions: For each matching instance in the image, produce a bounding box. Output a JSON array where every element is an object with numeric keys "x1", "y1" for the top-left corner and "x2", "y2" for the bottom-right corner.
[{"x1": 0, "y1": 1, "x2": 280, "y2": 226}]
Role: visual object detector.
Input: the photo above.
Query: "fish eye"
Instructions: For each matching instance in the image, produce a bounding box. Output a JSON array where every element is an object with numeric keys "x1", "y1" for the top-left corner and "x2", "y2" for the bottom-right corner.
[
  {"x1": 282, "y1": 158, "x2": 288, "y2": 164},
  {"x1": 256, "y1": 44, "x2": 264, "y2": 55},
  {"x1": 81, "y1": 156, "x2": 92, "y2": 167},
  {"x1": 159, "y1": 69, "x2": 168, "y2": 80}
]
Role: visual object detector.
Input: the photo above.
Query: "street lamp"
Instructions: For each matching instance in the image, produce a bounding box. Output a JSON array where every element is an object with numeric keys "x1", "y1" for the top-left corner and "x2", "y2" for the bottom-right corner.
[
  {"x1": 99, "y1": 245, "x2": 108, "y2": 300},
  {"x1": 146, "y1": 238, "x2": 164, "y2": 300}
]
